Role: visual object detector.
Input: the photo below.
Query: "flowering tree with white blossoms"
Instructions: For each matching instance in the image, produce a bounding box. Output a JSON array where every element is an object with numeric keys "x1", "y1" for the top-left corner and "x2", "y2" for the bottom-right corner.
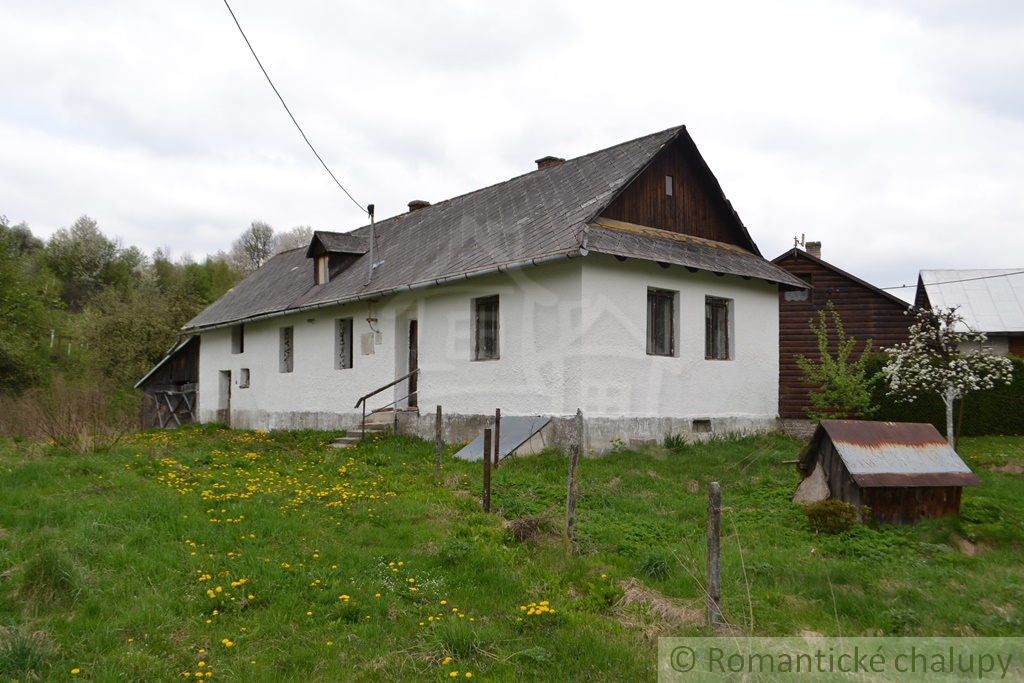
[{"x1": 883, "y1": 307, "x2": 1013, "y2": 447}]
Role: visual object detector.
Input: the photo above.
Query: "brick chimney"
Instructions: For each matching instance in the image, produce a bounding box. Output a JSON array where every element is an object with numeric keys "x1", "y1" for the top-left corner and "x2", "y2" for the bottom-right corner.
[
  {"x1": 805, "y1": 241, "x2": 822, "y2": 259},
  {"x1": 407, "y1": 200, "x2": 431, "y2": 212},
  {"x1": 535, "y1": 156, "x2": 565, "y2": 170}
]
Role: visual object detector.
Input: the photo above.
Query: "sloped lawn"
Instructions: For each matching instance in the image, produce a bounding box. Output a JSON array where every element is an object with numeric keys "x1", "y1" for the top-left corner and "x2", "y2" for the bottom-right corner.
[{"x1": 1, "y1": 427, "x2": 1021, "y2": 681}]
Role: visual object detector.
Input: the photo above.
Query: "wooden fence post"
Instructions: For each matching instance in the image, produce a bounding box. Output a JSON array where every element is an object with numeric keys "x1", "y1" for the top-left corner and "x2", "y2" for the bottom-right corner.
[
  {"x1": 565, "y1": 409, "x2": 583, "y2": 552},
  {"x1": 493, "y1": 408, "x2": 501, "y2": 469},
  {"x1": 434, "y1": 405, "x2": 442, "y2": 480},
  {"x1": 482, "y1": 428, "x2": 492, "y2": 513},
  {"x1": 707, "y1": 481, "x2": 721, "y2": 626}
]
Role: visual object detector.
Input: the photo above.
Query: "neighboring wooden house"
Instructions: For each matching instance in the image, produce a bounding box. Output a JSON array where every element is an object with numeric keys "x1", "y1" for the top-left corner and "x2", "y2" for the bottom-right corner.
[
  {"x1": 170, "y1": 126, "x2": 807, "y2": 452},
  {"x1": 773, "y1": 244, "x2": 911, "y2": 421},
  {"x1": 134, "y1": 336, "x2": 200, "y2": 429},
  {"x1": 795, "y1": 420, "x2": 981, "y2": 524},
  {"x1": 916, "y1": 269, "x2": 1024, "y2": 356}
]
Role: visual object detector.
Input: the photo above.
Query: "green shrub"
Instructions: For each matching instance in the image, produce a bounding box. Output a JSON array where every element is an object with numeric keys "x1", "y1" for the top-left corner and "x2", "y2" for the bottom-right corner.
[
  {"x1": 663, "y1": 433, "x2": 688, "y2": 452},
  {"x1": 0, "y1": 624, "x2": 51, "y2": 681},
  {"x1": 636, "y1": 551, "x2": 672, "y2": 581},
  {"x1": 801, "y1": 499, "x2": 860, "y2": 534},
  {"x1": 16, "y1": 546, "x2": 82, "y2": 608}
]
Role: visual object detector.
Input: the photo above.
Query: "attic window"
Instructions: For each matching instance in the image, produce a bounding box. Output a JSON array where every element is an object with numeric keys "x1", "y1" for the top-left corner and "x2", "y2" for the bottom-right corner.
[
  {"x1": 316, "y1": 255, "x2": 329, "y2": 285},
  {"x1": 784, "y1": 273, "x2": 813, "y2": 302},
  {"x1": 665, "y1": 175, "x2": 674, "y2": 197}
]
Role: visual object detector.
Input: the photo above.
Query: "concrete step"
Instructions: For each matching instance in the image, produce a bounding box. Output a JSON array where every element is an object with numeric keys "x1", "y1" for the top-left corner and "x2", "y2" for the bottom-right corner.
[{"x1": 330, "y1": 420, "x2": 393, "y2": 448}]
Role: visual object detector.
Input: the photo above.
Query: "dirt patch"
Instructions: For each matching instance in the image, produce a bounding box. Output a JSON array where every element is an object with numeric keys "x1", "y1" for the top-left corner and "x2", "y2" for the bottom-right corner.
[
  {"x1": 991, "y1": 463, "x2": 1024, "y2": 474},
  {"x1": 507, "y1": 517, "x2": 543, "y2": 544},
  {"x1": 613, "y1": 579, "x2": 703, "y2": 639},
  {"x1": 951, "y1": 534, "x2": 986, "y2": 557}
]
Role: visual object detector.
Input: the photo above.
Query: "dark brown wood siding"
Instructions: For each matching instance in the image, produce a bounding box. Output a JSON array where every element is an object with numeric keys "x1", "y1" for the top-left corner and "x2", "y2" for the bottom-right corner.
[
  {"x1": 861, "y1": 486, "x2": 963, "y2": 524},
  {"x1": 775, "y1": 251, "x2": 911, "y2": 420},
  {"x1": 138, "y1": 337, "x2": 200, "y2": 429},
  {"x1": 599, "y1": 138, "x2": 756, "y2": 250}
]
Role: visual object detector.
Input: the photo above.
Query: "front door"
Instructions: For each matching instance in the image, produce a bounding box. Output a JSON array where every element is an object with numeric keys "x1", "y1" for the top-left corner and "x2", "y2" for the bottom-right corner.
[
  {"x1": 408, "y1": 320, "x2": 418, "y2": 408},
  {"x1": 218, "y1": 370, "x2": 231, "y2": 426}
]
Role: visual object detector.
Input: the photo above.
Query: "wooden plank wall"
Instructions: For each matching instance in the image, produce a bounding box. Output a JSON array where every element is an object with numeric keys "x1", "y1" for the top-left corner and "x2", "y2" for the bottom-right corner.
[
  {"x1": 775, "y1": 252, "x2": 911, "y2": 419},
  {"x1": 862, "y1": 486, "x2": 963, "y2": 524},
  {"x1": 599, "y1": 139, "x2": 755, "y2": 250}
]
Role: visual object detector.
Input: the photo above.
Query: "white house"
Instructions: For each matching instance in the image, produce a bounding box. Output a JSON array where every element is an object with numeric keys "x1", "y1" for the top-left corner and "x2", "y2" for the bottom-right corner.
[
  {"x1": 915, "y1": 269, "x2": 1024, "y2": 356},
  {"x1": 177, "y1": 126, "x2": 806, "y2": 453}
]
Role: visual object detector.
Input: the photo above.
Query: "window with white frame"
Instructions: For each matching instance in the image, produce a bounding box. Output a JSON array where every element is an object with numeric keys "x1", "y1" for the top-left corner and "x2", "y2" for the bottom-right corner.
[
  {"x1": 646, "y1": 288, "x2": 676, "y2": 356},
  {"x1": 335, "y1": 318, "x2": 353, "y2": 369},
  {"x1": 705, "y1": 297, "x2": 731, "y2": 360},
  {"x1": 280, "y1": 326, "x2": 294, "y2": 373},
  {"x1": 473, "y1": 295, "x2": 499, "y2": 360}
]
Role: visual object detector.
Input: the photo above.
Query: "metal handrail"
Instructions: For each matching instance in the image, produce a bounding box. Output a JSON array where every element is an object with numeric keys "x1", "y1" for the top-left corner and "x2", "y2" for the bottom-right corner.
[{"x1": 354, "y1": 368, "x2": 419, "y2": 440}]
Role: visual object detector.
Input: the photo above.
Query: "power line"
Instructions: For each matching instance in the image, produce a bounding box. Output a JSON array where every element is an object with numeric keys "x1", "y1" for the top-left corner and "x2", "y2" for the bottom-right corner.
[
  {"x1": 880, "y1": 269, "x2": 1024, "y2": 293},
  {"x1": 222, "y1": 0, "x2": 367, "y2": 216}
]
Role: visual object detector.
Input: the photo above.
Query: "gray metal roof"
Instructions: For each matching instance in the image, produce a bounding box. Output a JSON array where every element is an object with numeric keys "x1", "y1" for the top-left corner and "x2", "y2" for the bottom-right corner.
[
  {"x1": 802, "y1": 420, "x2": 981, "y2": 488},
  {"x1": 184, "y1": 126, "x2": 806, "y2": 331},
  {"x1": 918, "y1": 269, "x2": 1024, "y2": 333}
]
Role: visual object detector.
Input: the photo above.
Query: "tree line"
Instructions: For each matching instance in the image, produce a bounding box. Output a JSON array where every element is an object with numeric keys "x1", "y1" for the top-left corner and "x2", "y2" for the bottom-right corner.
[{"x1": 0, "y1": 214, "x2": 310, "y2": 396}]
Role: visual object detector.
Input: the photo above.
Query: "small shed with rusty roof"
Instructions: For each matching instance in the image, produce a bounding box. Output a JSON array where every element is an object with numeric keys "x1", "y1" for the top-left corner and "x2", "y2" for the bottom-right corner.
[{"x1": 794, "y1": 420, "x2": 981, "y2": 524}]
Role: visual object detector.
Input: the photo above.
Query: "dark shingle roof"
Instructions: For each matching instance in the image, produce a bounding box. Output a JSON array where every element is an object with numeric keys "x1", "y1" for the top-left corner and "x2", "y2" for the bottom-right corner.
[{"x1": 185, "y1": 126, "x2": 805, "y2": 331}]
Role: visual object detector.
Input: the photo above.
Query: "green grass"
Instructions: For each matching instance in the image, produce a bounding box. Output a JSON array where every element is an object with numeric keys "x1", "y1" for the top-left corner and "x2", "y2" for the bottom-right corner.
[{"x1": 0, "y1": 426, "x2": 1022, "y2": 681}]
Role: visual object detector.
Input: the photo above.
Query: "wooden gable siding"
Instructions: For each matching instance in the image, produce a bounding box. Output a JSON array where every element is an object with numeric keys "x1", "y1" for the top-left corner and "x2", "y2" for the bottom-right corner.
[
  {"x1": 599, "y1": 138, "x2": 755, "y2": 250},
  {"x1": 775, "y1": 252, "x2": 910, "y2": 420}
]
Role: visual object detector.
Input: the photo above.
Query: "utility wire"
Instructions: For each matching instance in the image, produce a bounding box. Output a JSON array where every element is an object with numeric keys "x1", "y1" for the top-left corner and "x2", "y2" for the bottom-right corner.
[
  {"x1": 880, "y1": 269, "x2": 1024, "y2": 293},
  {"x1": 222, "y1": 0, "x2": 367, "y2": 215}
]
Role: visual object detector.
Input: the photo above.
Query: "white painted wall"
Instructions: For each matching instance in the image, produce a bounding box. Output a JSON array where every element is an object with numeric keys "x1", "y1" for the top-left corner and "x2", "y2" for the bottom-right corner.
[
  {"x1": 579, "y1": 255, "x2": 779, "y2": 418},
  {"x1": 196, "y1": 254, "x2": 780, "y2": 450}
]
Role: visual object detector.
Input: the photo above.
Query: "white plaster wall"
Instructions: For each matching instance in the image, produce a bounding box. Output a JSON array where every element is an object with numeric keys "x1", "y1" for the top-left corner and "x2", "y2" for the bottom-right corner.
[
  {"x1": 196, "y1": 254, "x2": 781, "y2": 451},
  {"x1": 578, "y1": 254, "x2": 779, "y2": 421},
  {"x1": 197, "y1": 299, "x2": 400, "y2": 429},
  {"x1": 414, "y1": 261, "x2": 584, "y2": 415}
]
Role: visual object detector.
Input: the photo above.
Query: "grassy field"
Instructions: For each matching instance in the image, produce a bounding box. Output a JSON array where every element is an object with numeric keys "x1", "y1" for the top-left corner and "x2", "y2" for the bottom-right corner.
[{"x1": 1, "y1": 426, "x2": 1022, "y2": 682}]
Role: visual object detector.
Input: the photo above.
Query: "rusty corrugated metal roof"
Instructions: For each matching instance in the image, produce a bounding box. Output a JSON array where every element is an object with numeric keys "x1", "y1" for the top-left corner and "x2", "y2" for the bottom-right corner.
[{"x1": 804, "y1": 420, "x2": 981, "y2": 488}]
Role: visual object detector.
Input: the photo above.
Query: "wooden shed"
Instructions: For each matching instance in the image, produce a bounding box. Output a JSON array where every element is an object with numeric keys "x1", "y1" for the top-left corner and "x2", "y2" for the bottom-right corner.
[
  {"x1": 794, "y1": 420, "x2": 981, "y2": 524},
  {"x1": 135, "y1": 336, "x2": 200, "y2": 429},
  {"x1": 773, "y1": 245, "x2": 912, "y2": 420}
]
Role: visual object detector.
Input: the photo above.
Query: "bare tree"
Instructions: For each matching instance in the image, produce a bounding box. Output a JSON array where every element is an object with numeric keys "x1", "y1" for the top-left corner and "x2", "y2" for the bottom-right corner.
[
  {"x1": 275, "y1": 225, "x2": 314, "y2": 254},
  {"x1": 230, "y1": 221, "x2": 278, "y2": 275}
]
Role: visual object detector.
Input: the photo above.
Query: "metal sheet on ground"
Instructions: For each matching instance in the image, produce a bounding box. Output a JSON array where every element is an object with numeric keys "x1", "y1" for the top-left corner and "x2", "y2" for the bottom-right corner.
[{"x1": 453, "y1": 416, "x2": 551, "y2": 461}]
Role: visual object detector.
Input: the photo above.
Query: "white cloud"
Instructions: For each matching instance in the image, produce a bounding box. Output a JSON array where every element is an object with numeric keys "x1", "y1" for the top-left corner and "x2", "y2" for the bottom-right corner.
[{"x1": 1, "y1": 0, "x2": 1022, "y2": 297}]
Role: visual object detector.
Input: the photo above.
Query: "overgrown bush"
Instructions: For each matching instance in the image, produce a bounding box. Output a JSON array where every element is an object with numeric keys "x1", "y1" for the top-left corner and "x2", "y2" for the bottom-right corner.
[
  {"x1": 796, "y1": 303, "x2": 879, "y2": 421},
  {"x1": 801, "y1": 499, "x2": 861, "y2": 534},
  {"x1": 0, "y1": 376, "x2": 138, "y2": 452}
]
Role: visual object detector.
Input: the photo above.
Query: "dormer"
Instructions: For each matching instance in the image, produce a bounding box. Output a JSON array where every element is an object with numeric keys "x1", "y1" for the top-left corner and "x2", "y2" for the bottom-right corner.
[{"x1": 306, "y1": 231, "x2": 369, "y2": 285}]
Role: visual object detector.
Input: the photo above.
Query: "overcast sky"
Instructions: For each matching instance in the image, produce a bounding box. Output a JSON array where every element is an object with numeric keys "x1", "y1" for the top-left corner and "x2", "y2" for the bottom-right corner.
[{"x1": 3, "y1": 0, "x2": 1022, "y2": 300}]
